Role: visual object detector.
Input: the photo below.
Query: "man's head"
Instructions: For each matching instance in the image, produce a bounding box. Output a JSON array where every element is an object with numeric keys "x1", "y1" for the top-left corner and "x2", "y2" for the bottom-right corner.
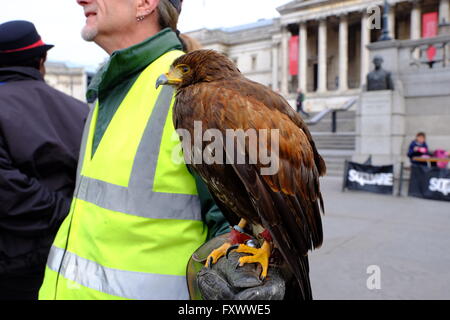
[
  {"x1": 416, "y1": 132, "x2": 426, "y2": 144},
  {"x1": 0, "y1": 20, "x2": 53, "y2": 74},
  {"x1": 373, "y1": 55, "x2": 383, "y2": 69},
  {"x1": 76, "y1": 0, "x2": 182, "y2": 54}
]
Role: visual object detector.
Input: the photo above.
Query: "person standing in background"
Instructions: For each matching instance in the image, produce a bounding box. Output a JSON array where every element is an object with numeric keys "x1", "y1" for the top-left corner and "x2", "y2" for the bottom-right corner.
[
  {"x1": 0, "y1": 20, "x2": 89, "y2": 300},
  {"x1": 296, "y1": 89, "x2": 309, "y2": 118}
]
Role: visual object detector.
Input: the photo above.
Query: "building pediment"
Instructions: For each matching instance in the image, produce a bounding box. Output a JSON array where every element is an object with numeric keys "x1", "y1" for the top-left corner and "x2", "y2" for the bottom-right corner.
[{"x1": 278, "y1": 0, "x2": 408, "y2": 25}]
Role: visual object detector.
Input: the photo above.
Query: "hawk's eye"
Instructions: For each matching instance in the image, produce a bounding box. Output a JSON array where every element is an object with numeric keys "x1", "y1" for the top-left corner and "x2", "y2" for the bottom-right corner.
[{"x1": 178, "y1": 65, "x2": 190, "y2": 74}]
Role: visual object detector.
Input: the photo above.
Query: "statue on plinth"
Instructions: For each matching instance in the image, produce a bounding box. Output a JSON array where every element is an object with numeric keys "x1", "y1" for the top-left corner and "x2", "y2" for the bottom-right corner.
[{"x1": 366, "y1": 55, "x2": 394, "y2": 91}]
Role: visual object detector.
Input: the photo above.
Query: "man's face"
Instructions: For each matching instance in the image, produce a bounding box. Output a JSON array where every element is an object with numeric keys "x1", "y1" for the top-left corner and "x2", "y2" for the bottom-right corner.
[
  {"x1": 373, "y1": 58, "x2": 382, "y2": 68},
  {"x1": 416, "y1": 135, "x2": 425, "y2": 144},
  {"x1": 77, "y1": 0, "x2": 136, "y2": 42}
]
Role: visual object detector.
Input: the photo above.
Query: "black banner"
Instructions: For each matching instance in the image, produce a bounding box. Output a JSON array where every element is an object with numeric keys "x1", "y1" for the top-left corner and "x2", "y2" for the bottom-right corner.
[
  {"x1": 344, "y1": 161, "x2": 394, "y2": 194},
  {"x1": 408, "y1": 165, "x2": 450, "y2": 201}
]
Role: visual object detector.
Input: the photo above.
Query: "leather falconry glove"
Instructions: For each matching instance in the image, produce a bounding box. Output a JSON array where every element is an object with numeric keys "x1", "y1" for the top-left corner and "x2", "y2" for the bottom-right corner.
[{"x1": 187, "y1": 233, "x2": 286, "y2": 300}]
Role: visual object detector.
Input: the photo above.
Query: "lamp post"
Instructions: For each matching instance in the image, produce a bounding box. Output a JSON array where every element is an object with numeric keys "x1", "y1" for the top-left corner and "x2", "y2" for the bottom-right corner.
[{"x1": 379, "y1": 0, "x2": 392, "y2": 41}]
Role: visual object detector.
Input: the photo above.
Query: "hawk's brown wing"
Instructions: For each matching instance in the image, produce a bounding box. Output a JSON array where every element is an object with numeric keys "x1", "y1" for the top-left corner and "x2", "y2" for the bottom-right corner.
[{"x1": 173, "y1": 76, "x2": 325, "y2": 299}]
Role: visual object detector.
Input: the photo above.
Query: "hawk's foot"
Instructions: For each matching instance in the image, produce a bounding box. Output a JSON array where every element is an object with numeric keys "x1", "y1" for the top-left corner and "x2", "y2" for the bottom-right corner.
[
  {"x1": 229, "y1": 241, "x2": 271, "y2": 280},
  {"x1": 204, "y1": 242, "x2": 231, "y2": 268}
]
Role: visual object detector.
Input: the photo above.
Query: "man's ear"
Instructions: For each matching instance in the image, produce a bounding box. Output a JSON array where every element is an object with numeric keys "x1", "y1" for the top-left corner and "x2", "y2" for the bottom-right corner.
[
  {"x1": 136, "y1": 0, "x2": 159, "y2": 19},
  {"x1": 39, "y1": 53, "x2": 48, "y2": 76}
]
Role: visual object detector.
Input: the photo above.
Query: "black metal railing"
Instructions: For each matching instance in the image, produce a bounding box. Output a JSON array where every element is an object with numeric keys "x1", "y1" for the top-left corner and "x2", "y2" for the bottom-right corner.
[{"x1": 306, "y1": 97, "x2": 358, "y2": 133}]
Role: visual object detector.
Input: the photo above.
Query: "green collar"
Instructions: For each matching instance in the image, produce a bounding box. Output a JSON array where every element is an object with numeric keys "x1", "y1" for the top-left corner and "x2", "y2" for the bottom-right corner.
[{"x1": 87, "y1": 28, "x2": 182, "y2": 102}]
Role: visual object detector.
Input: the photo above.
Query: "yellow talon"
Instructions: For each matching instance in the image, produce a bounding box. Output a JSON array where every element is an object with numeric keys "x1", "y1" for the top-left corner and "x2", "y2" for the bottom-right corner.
[
  {"x1": 204, "y1": 242, "x2": 231, "y2": 267},
  {"x1": 235, "y1": 241, "x2": 271, "y2": 280}
]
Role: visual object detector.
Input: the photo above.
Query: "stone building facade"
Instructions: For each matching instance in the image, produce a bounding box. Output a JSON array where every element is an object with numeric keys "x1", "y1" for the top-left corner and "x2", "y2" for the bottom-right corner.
[
  {"x1": 45, "y1": 61, "x2": 90, "y2": 102},
  {"x1": 187, "y1": 19, "x2": 279, "y2": 88},
  {"x1": 187, "y1": 0, "x2": 450, "y2": 112}
]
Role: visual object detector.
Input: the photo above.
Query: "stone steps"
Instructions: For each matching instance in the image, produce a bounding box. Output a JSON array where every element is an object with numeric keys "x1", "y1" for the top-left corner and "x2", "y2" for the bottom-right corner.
[
  {"x1": 317, "y1": 149, "x2": 354, "y2": 177},
  {"x1": 308, "y1": 109, "x2": 357, "y2": 177},
  {"x1": 311, "y1": 132, "x2": 356, "y2": 150}
]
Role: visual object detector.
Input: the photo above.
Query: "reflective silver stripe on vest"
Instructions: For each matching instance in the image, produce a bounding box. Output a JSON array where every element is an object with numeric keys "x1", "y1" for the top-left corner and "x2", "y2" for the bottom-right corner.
[
  {"x1": 47, "y1": 246, "x2": 189, "y2": 300},
  {"x1": 77, "y1": 176, "x2": 201, "y2": 220},
  {"x1": 129, "y1": 85, "x2": 173, "y2": 190},
  {"x1": 75, "y1": 86, "x2": 201, "y2": 221},
  {"x1": 76, "y1": 105, "x2": 95, "y2": 180}
]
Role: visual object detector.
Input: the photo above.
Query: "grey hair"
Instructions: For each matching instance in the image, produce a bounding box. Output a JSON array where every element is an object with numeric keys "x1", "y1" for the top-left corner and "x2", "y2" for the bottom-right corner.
[
  {"x1": 156, "y1": 0, "x2": 202, "y2": 52},
  {"x1": 157, "y1": 0, "x2": 179, "y2": 31}
]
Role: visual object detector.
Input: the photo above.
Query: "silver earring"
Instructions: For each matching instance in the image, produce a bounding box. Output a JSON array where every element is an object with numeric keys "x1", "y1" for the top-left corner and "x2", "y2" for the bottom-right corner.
[{"x1": 137, "y1": 16, "x2": 145, "y2": 22}]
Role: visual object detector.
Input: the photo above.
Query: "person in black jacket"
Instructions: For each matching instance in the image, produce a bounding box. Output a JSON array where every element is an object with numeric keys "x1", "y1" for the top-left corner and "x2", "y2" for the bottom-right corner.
[{"x1": 0, "y1": 20, "x2": 89, "y2": 300}]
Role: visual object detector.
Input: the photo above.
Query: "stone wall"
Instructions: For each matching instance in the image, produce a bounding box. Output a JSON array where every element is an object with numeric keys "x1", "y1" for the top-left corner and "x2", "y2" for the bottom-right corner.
[
  {"x1": 228, "y1": 41, "x2": 273, "y2": 87},
  {"x1": 404, "y1": 95, "x2": 450, "y2": 153}
]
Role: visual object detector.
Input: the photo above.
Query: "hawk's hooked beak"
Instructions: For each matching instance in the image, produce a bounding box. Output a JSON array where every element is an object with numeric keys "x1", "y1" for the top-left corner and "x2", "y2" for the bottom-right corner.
[{"x1": 155, "y1": 70, "x2": 182, "y2": 89}]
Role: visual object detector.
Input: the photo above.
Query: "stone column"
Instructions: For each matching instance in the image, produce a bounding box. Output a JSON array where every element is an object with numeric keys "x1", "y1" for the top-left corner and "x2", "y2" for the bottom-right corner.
[
  {"x1": 298, "y1": 22, "x2": 308, "y2": 92},
  {"x1": 339, "y1": 15, "x2": 348, "y2": 92},
  {"x1": 439, "y1": 0, "x2": 450, "y2": 23},
  {"x1": 318, "y1": 18, "x2": 327, "y2": 92},
  {"x1": 440, "y1": 0, "x2": 450, "y2": 60},
  {"x1": 410, "y1": 0, "x2": 422, "y2": 40},
  {"x1": 361, "y1": 11, "x2": 370, "y2": 88},
  {"x1": 281, "y1": 27, "x2": 289, "y2": 95},
  {"x1": 388, "y1": 5, "x2": 396, "y2": 39},
  {"x1": 271, "y1": 40, "x2": 279, "y2": 91}
]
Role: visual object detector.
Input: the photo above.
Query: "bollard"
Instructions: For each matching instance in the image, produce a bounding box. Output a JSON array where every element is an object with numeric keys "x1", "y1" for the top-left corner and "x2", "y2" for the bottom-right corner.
[{"x1": 397, "y1": 162, "x2": 404, "y2": 197}]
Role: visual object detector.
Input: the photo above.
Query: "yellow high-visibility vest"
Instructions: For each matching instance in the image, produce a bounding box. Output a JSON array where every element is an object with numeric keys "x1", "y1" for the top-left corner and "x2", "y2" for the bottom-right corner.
[{"x1": 39, "y1": 50, "x2": 207, "y2": 300}]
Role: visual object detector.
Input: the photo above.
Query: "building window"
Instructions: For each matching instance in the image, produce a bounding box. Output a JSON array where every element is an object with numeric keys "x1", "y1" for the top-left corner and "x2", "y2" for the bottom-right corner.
[{"x1": 251, "y1": 55, "x2": 257, "y2": 71}]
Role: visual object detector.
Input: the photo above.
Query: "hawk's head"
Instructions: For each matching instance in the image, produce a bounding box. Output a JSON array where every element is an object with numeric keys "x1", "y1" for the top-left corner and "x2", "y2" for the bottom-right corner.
[{"x1": 156, "y1": 49, "x2": 241, "y2": 89}]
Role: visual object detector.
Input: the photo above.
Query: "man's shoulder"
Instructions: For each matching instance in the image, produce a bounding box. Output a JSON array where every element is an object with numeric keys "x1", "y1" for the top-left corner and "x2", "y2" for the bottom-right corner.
[
  {"x1": 368, "y1": 69, "x2": 390, "y2": 75},
  {"x1": 0, "y1": 80, "x2": 88, "y2": 112},
  {"x1": 39, "y1": 82, "x2": 87, "y2": 106},
  {"x1": 0, "y1": 79, "x2": 40, "y2": 101}
]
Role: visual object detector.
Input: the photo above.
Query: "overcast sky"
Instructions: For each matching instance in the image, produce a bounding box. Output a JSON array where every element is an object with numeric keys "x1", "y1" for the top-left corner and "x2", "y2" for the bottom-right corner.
[{"x1": 0, "y1": 0, "x2": 291, "y2": 69}]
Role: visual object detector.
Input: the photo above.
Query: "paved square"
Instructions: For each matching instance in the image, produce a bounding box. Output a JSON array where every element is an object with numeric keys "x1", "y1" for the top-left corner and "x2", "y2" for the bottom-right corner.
[{"x1": 309, "y1": 177, "x2": 450, "y2": 300}]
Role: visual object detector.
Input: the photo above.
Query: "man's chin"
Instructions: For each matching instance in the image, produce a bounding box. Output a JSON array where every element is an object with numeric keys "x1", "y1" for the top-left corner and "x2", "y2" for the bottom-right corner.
[{"x1": 81, "y1": 27, "x2": 98, "y2": 42}]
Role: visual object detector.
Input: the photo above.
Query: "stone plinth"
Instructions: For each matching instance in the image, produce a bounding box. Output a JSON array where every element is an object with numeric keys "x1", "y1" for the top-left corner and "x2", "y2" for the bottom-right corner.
[{"x1": 354, "y1": 90, "x2": 406, "y2": 176}]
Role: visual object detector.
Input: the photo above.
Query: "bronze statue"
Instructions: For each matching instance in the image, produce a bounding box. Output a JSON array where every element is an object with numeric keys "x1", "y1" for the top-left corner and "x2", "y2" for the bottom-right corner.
[{"x1": 366, "y1": 55, "x2": 394, "y2": 91}]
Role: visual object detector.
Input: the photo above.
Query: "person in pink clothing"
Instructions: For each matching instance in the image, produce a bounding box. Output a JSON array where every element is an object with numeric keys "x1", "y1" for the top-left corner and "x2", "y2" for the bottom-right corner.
[{"x1": 433, "y1": 149, "x2": 449, "y2": 169}]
